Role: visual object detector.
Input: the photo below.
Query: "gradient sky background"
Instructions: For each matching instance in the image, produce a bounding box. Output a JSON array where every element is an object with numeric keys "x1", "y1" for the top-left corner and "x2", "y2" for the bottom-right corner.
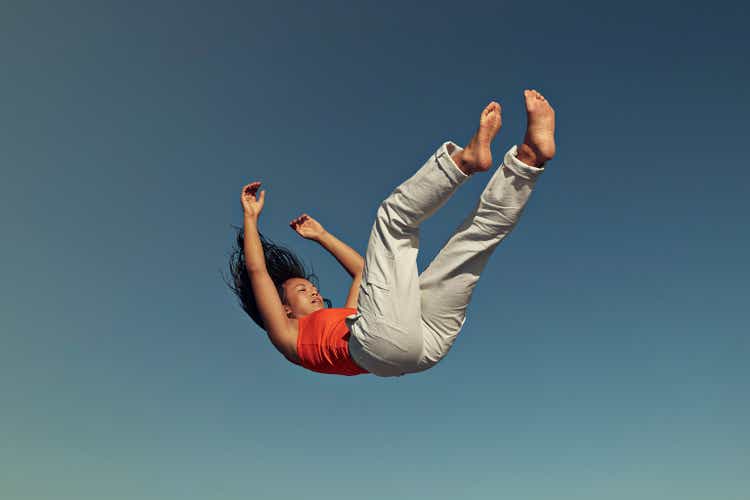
[{"x1": 2, "y1": 1, "x2": 749, "y2": 499}]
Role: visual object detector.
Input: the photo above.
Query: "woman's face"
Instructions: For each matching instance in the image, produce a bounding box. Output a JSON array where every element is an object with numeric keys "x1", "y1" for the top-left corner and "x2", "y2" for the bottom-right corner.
[{"x1": 282, "y1": 278, "x2": 324, "y2": 318}]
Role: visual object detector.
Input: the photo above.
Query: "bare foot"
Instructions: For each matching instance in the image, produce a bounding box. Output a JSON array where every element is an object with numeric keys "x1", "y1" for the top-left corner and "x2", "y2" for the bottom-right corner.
[
  {"x1": 516, "y1": 89, "x2": 556, "y2": 167},
  {"x1": 451, "y1": 101, "x2": 502, "y2": 175}
]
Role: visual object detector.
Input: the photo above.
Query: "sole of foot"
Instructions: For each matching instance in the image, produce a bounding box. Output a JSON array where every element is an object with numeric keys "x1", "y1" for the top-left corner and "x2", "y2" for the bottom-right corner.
[
  {"x1": 453, "y1": 101, "x2": 502, "y2": 175},
  {"x1": 517, "y1": 89, "x2": 556, "y2": 168}
]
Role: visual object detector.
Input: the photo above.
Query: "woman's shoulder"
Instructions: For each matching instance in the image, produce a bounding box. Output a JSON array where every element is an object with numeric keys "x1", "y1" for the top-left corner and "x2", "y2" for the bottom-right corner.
[{"x1": 262, "y1": 317, "x2": 299, "y2": 365}]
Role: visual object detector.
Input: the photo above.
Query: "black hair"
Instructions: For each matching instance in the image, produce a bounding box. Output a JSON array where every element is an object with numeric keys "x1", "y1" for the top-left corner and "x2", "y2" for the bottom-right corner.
[{"x1": 225, "y1": 225, "x2": 331, "y2": 331}]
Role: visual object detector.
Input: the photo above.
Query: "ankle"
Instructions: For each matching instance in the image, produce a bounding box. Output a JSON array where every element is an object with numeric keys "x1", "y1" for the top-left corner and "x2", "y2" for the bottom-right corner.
[
  {"x1": 450, "y1": 149, "x2": 474, "y2": 176},
  {"x1": 515, "y1": 143, "x2": 544, "y2": 168}
]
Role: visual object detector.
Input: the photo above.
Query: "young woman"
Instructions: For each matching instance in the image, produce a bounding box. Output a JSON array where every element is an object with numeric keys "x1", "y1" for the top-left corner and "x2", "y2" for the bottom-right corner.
[{"x1": 227, "y1": 89, "x2": 556, "y2": 377}]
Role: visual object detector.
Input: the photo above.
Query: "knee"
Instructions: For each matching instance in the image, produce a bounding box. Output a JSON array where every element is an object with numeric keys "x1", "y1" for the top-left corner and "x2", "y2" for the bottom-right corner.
[{"x1": 374, "y1": 201, "x2": 417, "y2": 241}]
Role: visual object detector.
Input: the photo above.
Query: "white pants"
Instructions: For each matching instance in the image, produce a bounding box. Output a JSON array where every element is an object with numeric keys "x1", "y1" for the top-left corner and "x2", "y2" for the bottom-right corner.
[{"x1": 346, "y1": 141, "x2": 546, "y2": 377}]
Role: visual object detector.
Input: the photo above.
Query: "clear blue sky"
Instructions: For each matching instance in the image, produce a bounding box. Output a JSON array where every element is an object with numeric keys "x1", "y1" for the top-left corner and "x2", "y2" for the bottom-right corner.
[{"x1": 2, "y1": 1, "x2": 748, "y2": 499}]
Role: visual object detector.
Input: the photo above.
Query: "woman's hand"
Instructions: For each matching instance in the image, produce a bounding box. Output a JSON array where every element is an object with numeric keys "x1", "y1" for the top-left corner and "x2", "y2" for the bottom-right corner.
[
  {"x1": 290, "y1": 213, "x2": 327, "y2": 241},
  {"x1": 241, "y1": 182, "x2": 265, "y2": 219}
]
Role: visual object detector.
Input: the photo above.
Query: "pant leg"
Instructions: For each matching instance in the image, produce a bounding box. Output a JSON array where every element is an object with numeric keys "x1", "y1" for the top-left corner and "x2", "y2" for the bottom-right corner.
[
  {"x1": 413, "y1": 145, "x2": 546, "y2": 372},
  {"x1": 347, "y1": 141, "x2": 471, "y2": 377}
]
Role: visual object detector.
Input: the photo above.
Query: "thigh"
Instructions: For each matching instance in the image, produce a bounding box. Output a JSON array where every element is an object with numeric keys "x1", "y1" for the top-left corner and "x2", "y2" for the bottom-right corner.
[
  {"x1": 352, "y1": 218, "x2": 424, "y2": 369},
  {"x1": 360, "y1": 214, "x2": 423, "y2": 326}
]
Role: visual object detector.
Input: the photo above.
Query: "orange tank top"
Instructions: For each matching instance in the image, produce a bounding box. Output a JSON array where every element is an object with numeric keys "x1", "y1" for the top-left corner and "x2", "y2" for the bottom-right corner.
[{"x1": 296, "y1": 307, "x2": 369, "y2": 376}]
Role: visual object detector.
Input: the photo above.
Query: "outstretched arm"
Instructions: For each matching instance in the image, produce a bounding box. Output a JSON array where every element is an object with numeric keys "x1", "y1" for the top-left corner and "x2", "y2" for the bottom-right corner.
[
  {"x1": 316, "y1": 231, "x2": 364, "y2": 278},
  {"x1": 290, "y1": 214, "x2": 364, "y2": 278},
  {"x1": 241, "y1": 183, "x2": 296, "y2": 357}
]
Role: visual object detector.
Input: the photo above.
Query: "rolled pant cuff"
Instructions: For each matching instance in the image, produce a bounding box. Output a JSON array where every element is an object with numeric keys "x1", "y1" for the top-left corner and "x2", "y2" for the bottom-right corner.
[
  {"x1": 435, "y1": 140, "x2": 471, "y2": 182},
  {"x1": 503, "y1": 145, "x2": 546, "y2": 180}
]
